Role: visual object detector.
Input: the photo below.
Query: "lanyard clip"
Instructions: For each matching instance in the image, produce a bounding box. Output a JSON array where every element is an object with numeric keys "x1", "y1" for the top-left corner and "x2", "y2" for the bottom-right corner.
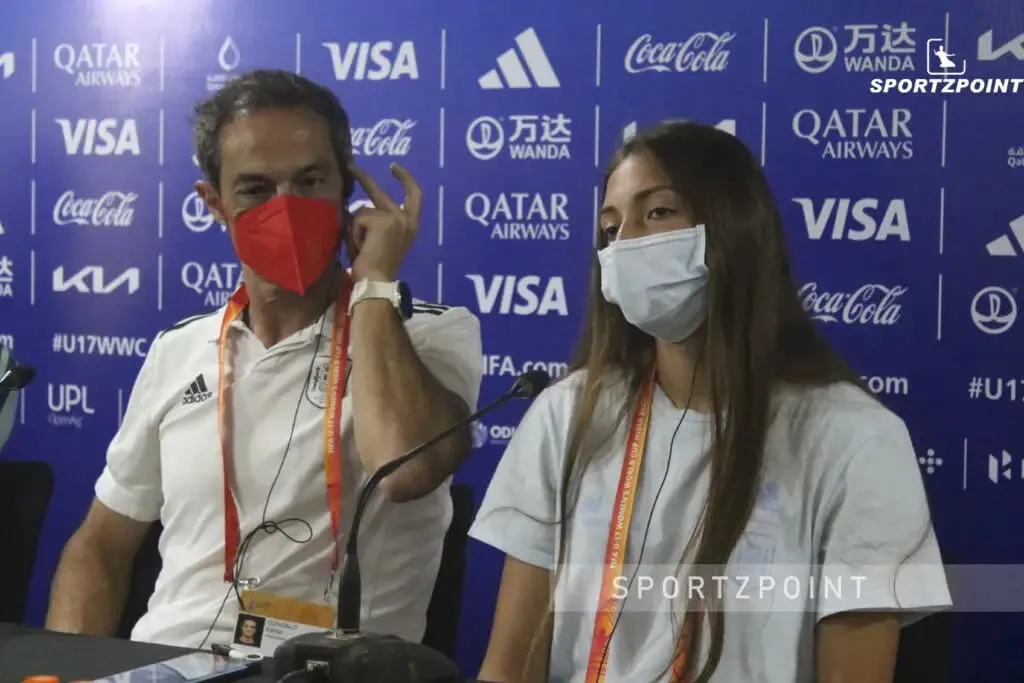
[{"x1": 237, "y1": 576, "x2": 262, "y2": 590}]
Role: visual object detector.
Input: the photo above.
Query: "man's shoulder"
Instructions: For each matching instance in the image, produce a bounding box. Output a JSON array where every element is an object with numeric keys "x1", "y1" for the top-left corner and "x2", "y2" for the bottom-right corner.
[
  {"x1": 404, "y1": 300, "x2": 481, "y2": 355},
  {"x1": 154, "y1": 309, "x2": 222, "y2": 347},
  {"x1": 408, "y1": 298, "x2": 461, "y2": 318},
  {"x1": 406, "y1": 299, "x2": 478, "y2": 326}
]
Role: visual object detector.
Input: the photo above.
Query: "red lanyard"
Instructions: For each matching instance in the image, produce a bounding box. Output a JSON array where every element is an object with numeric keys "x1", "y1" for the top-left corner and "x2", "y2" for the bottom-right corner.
[
  {"x1": 584, "y1": 369, "x2": 698, "y2": 683},
  {"x1": 217, "y1": 279, "x2": 353, "y2": 583}
]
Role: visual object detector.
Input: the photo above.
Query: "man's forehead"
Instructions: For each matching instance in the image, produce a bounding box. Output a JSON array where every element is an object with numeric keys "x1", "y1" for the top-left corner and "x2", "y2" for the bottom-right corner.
[{"x1": 220, "y1": 110, "x2": 331, "y2": 156}]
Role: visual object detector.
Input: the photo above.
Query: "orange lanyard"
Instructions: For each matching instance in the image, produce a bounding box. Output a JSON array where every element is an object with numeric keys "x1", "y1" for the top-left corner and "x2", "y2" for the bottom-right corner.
[
  {"x1": 217, "y1": 278, "x2": 353, "y2": 583},
  {"x1": 584, "y1": 370, "x2": 697, "y2": 683}
]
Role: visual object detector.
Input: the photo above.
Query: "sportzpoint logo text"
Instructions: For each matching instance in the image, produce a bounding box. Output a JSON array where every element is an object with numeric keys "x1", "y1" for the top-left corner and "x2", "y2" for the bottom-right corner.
[{"x1": 870, "y1": 34, "x2": 1024, "y2": 95}]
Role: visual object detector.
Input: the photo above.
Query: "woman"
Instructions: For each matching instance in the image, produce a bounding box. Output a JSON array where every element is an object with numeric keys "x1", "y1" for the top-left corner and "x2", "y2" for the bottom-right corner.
[{"x1": 468, "y1": 121, "x2": 950, "y2": 682}]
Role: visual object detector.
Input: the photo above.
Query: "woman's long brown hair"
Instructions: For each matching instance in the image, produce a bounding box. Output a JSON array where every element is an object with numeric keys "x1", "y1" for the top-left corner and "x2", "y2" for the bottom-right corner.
[{"x1": 524, "y1": 121, "x2": 871, "y2": 682}]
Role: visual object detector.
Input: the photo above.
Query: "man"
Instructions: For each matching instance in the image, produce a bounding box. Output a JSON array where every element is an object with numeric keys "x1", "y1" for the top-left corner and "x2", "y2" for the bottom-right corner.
[{"x1": 45, "y1": 70, "x2": 483, "y2": 649}]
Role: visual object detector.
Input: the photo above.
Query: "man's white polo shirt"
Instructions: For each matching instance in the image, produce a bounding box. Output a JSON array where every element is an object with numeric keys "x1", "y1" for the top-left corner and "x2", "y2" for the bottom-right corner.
[{"x1": 94, "y1": 297, "x2": 483, "y2": 648}]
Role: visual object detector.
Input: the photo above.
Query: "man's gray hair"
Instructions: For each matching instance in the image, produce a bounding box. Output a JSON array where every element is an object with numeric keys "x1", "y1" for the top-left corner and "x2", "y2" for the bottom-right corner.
[{"x1": 192, "y1": 69, "x2": 354, "y2": 199}]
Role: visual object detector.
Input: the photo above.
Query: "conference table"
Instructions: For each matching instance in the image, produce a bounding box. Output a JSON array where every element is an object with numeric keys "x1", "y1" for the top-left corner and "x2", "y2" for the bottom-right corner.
[{"x1": 0, "y1": 623, "x2": 275, "y2": 682}]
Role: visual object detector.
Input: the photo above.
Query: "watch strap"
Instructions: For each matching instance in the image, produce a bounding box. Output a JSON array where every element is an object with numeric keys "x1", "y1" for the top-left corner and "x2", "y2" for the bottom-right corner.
[{"x1": 349, "y1": 279, "x2": 399, "y2": 315}]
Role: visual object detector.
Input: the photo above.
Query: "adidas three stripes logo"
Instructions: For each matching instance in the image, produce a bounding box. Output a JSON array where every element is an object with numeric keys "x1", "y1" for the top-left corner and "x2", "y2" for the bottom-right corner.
[
  {"x1": 181, "y1": 374, "x2": 213, "y2": 405},
  {"x1": 479, "y1": 28, "x2": 560, "y2": 90}
]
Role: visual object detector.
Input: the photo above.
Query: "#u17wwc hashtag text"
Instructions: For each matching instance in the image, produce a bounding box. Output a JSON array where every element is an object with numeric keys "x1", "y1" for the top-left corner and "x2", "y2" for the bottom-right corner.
[
  {"x1": 968, "y1": 377, "x2": 1023, "y2": 402},
  {"x1": 52, "y1": 333, "x2": 150, "y2": 358}
]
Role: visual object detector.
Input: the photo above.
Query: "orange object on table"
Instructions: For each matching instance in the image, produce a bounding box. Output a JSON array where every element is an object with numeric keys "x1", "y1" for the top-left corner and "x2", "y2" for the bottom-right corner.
[{"x1": 22, "y1": 677, "x2": 60, "y2": 683}]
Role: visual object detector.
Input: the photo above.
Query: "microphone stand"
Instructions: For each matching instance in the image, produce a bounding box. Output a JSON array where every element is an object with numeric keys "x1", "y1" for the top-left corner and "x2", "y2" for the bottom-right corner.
[
  {"x1": 272, "y1": 371, "x2": 550, "y2": 683},
  {"x1": 0, "y1": 364, "x2": 35, "y2": 390}
]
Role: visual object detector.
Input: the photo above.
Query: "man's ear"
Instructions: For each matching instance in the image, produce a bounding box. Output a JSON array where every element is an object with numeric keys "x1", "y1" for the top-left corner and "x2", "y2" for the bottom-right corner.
[{"x1": 194, "y1": 180, "x2": 228, "y2": 224}]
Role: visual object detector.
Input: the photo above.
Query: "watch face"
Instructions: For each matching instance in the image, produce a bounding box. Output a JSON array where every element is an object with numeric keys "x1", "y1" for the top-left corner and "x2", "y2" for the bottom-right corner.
[{"x1": 397, "y1": 281, "x2": 413, "y2": 320}]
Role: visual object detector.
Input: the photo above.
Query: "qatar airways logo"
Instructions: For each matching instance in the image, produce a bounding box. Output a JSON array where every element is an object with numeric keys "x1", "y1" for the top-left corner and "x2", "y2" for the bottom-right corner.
[
  {"x1": 350, "y1": 118, "x2": 415, "y2": 157},
  {"x1": 800, "y1": 283, "x2": 907, "y2": 326},
  {"x1": 466, "y1": 192, "x2": 570, "y2": 240},
  {"x1": 53, "y1": 42, "x2": 142, "y2": 87},
  {"x1": 181, "y1": 261, "x2": 242, "y2": 308},
  {"x1": 53, "y1": 190, "x2": 137, "y2": 227},
  {"x1": 624, "y1": 32, "x2": 735, "y2": 74}
]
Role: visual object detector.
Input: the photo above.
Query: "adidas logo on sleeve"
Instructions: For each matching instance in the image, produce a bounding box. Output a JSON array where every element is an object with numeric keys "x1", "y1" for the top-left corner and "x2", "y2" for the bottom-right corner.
[{"x1": 181, "y1": 374, "x2": 213, "y2": 405}]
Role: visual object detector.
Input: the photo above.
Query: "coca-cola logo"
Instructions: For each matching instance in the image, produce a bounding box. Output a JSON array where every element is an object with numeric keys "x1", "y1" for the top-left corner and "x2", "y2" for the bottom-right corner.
[
  {"x1": 624, "y1": 32, "x2": 735, "y2": 74},
  {"x1": 53, "y1": 190, "x2": 137, "y2": 227},
  {"x1": 350, "y1": 118, "x2": 415, "y2": 157},
  {"x1": 800, "y1": 283, "x2": 906, "y2": 326}
]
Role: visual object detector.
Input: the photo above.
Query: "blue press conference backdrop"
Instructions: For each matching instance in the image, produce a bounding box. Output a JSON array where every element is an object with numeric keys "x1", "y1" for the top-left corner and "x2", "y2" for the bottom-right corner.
[{"x1": 1, "y1": 0, "x2": 1022, "y2": 678}]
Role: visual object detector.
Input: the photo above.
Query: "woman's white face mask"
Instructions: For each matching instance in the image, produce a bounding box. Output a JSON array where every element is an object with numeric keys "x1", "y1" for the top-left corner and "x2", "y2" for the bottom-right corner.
[{"x1": 598, "y1": 226, "x2": 709, "y2": 342}]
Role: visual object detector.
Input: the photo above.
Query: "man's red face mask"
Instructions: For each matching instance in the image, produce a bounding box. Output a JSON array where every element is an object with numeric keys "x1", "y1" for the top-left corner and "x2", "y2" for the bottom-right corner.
[{"x1": 231, "y1": 195, "x2": 342, "y2": 295}]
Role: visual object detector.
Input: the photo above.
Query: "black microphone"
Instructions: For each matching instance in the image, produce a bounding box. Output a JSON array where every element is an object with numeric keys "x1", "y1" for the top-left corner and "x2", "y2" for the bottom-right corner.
[
  {"x1": 0, "y1": 364, "x2": 35, "y2": 390},
  {"x1": 272, "y1": 369, "x2": 551, "y2": 683}
]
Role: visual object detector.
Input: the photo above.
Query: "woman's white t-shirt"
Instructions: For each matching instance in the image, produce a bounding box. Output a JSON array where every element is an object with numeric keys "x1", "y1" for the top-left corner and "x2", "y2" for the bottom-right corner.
[{"x1": 469, "y1": 371, "x2": 951, "y2": 682}]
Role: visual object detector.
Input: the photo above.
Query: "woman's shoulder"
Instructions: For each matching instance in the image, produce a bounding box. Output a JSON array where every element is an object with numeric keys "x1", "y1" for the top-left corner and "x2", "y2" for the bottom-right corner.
[{"x1": 771, "y1": 381, "x2": 911, "y2": 465}]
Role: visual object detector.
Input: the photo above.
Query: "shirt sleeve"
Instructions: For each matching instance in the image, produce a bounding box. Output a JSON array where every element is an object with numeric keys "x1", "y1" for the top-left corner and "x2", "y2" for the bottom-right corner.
[
  {"x1": 816, "y1": 417, "x2": 952, "y2": 624},
  {"x1": 468, "y1": 384, "x2": 565, "y2": 571},
  {"x1": 410, "y1": 306, "x2": 483, "y2": 411},
  {"x1": 94, "y1": 339, "x2": 164, "y2": 522}
]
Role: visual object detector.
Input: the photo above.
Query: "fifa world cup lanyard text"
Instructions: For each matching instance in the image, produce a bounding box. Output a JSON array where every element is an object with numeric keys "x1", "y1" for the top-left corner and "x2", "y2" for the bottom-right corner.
[
  {"x1": 584, "y1": 369, "x2": 700, "y2": 683},
  {"x1": 217, "y1": 280, "x2": 353, "y2": 591}
]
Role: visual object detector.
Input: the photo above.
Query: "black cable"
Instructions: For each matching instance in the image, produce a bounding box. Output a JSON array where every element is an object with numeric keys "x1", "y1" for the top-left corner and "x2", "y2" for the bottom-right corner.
[
  {"x1": 196, "y1": 583, "x2": 236, "y2": 650},
  {"x1": 596, "y1": 363, "x2": 699, "y2": 677},
  {"x1": 197, "y1": 292, "x2": 333, "y2": 649}
]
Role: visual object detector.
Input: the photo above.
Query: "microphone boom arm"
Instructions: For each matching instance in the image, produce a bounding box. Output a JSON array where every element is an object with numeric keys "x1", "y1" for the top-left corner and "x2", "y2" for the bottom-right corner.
[
  {"x1": 336, "y1": 370, "x2": 550, "y2": 633},
  {"x1": 350, "y1": 390, "x2": 518, "y2": 550}
]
